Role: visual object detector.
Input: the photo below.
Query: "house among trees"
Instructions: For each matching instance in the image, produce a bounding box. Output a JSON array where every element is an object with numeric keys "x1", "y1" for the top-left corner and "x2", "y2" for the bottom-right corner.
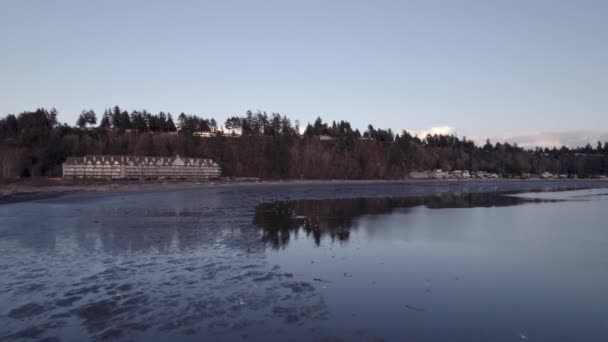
[{"x1": 193, "y1": 131, "x2": 215, "y2": 138}]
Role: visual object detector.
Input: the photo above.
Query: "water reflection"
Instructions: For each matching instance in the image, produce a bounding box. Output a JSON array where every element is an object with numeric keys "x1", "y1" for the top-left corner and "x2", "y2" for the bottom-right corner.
[
  {"x1": 261, "y1": 188, "x2": 608, "y2": 342},
  {"x1": 254, "y1": 192, "x2": 551, "y2": 249}
]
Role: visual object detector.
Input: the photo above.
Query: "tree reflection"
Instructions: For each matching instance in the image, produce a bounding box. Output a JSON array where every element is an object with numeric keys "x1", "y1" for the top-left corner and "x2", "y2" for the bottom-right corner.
[{"x1": 254, "y1": 193, "x2": 548, "y2": 249}]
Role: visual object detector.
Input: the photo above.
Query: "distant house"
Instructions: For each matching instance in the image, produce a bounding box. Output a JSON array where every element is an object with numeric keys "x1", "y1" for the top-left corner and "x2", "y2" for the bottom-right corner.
[
  {"x1": 541, "y1": 172, "x2": 555, "y2": 179},
  {"x1": 319, "y1": 135, "x2": 334, "y2": 141},
  {"x1": 409, "y1": 171, "x2": 430, "y2": 179},
  {"x1": 409, "y1": 169, "x2": 477, "y2": 180},
  {"x1": 432, "y1": 169, "x2": 449, "y2": 179},
  {"x1": 450, "y1": 170, "x2": 463, "y2": 177},
  {"x1": 193, "y1": 131, "x2": 215, "y2": 137}
]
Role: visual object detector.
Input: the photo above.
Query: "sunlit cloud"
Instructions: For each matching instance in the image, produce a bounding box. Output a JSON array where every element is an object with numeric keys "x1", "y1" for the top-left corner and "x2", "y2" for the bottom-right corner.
[
  {"x1": 408, "y1": 126, "x2": 456, "y2": 138},
  {"x1": 405, "y1": 127, "x2": 607, "y2": 148}
]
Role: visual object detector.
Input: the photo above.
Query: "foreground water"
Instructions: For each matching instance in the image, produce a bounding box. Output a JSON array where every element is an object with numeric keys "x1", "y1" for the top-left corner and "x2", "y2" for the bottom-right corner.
[{"x1": 1, "y1": 181, "x2": 607, "y2": 341}]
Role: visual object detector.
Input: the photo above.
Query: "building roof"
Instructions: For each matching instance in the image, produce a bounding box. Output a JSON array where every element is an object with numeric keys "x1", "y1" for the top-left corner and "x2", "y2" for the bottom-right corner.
[{"x1": 64, "y1": 155, "x2": 218, "y2": 167}]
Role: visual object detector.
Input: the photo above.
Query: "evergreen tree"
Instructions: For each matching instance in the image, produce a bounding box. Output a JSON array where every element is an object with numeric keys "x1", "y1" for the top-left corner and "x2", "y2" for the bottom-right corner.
[
  {"x1": 77, "y1": 109, "x2": 97, "y2": 128},
  {"x1": 76, "y1": 111, "x2": 87, "y2": 128},
  {"x1": 166, "y1": 114, "x2": 177, "y2": 132},
  {"x1": 100, "y1": 109, "x2": 111, "y2": 129}
]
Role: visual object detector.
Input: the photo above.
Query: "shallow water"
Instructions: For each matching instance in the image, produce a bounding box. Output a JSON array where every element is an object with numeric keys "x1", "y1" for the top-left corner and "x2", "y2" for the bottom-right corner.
[
  {"x1": 256, "y1": 188, "x2": 608, "y2": 341},
  {"x1": 1, "y1": 181, "x2": 607, "y2": 341}
]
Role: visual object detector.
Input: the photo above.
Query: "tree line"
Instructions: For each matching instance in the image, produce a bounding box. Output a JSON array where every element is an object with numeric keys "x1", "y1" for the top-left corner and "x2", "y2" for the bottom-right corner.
[{"x1": 1, "y1": 107, "x2": 608, "y2": 181}]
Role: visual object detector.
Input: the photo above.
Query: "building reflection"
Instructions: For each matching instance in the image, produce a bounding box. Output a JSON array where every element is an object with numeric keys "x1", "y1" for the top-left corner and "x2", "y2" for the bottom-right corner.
[{"x1": 0, "y1": 189, "x2": 265, "y2": 256}]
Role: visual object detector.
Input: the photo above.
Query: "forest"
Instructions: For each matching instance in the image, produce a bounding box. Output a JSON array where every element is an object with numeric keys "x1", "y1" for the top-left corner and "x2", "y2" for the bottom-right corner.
[{"x1": 1, "y1": 106, "x2": 608, "y2": 181}]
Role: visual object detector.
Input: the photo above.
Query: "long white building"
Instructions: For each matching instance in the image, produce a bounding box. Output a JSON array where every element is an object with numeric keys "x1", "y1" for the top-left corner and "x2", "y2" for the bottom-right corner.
[{"x1": 63, "y1": 155, "x2": 221, "y2": 179}]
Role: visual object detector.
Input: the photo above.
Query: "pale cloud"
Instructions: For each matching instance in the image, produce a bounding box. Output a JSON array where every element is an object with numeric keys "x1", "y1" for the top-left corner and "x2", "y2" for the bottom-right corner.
[
  {"x1": 408, "y1": 126, "x2": 456, "y2": 138},
  {"x1": 406, "y1": 126, "x2": 607, "y2": 148},
  {"x1": 473, "y1": 131, "x2": 608, "y2": 149}
]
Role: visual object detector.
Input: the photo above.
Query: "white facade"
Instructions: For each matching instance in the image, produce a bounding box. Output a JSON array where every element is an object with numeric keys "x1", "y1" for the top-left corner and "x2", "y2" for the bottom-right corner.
[{"x1": 63, "y1": 155, "x2": 221, "y2": 179}]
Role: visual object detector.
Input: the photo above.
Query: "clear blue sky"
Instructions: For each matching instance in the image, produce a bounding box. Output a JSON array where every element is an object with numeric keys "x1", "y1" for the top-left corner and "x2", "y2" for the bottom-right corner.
[{"x1": 1, "y1": 0, "x2": 606, "y2": 145}]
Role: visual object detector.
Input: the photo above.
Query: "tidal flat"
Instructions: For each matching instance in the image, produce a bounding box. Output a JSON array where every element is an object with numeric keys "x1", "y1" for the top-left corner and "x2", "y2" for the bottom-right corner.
[{"x1": 1, "y1": 180, "x2": 607, "y2": 341}]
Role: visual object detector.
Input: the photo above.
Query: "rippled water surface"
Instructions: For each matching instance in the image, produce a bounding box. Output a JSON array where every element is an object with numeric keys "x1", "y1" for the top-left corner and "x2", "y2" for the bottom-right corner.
[{"x1": 1, "y1": 181, "x2": 607, "y2": 341}]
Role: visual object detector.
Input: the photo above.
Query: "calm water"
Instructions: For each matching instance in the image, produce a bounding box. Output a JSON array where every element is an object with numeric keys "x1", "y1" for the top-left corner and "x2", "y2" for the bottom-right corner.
[{"x1": 1, "y1": 182, "x2": 607, "y2": 341}]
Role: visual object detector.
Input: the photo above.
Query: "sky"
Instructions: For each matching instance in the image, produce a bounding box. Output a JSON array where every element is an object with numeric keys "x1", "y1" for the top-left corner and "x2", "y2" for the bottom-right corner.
[{"x1": 1, "y1": 0, "x2": 607, "y2": 147}]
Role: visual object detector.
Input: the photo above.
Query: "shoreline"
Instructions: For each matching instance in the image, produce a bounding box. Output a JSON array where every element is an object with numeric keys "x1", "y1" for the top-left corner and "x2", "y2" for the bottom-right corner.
[{"x1": 2, "y1": 177, "x2": 608, "y2": 205}]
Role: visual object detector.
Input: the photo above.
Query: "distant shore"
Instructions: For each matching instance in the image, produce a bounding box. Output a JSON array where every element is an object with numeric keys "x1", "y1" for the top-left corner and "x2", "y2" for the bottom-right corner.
[{"x1": 2, "y1": 177, "x2": 608, "y2": 205}]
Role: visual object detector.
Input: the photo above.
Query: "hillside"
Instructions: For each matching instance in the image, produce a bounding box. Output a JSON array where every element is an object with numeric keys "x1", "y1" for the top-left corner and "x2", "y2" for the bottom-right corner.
[{"x1": 1, "y1": 108, "x2": 607, "y2": 181}]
